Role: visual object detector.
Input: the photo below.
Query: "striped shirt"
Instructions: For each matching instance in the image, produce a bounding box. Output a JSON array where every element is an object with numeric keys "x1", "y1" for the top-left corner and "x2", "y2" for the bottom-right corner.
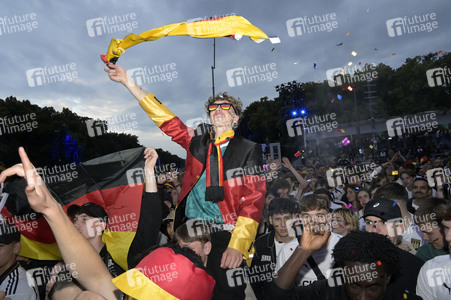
[{"x1": 0, "y1": 262, "x2": 39, "y2": 300}]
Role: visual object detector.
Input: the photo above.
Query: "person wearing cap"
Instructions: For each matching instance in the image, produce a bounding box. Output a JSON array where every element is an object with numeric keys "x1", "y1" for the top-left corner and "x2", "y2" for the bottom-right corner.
[
  {"x1": 0, "y1": 148, "x2": 215, "y2": 299},
  {"x1": 106, "y1": 64, "x2": 266, "y2": 300},
  {"x1": 373, "y1": 182, "x2": 424, "y2": 254},
  {"x1": 67, "y1": 202, "x2": 125, "y2": 277},
  {"x1": 159, "y1": 211, "x2": 175, "y2": 245},
  {"x1": 0, "y1": 221, "x2": 39, "y2": 299},
  {"x1": 363, "y1": 197, "x2": 424, "y2": 294}
]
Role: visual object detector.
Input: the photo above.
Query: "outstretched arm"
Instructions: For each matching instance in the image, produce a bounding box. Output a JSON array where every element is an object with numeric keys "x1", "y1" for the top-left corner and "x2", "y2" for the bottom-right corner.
[
  {"x1": 105, "y1": 63, "x2": 147, "y2": 102},
  {"x1": 0, "y1": 148, "x2": 120, "y2": 300}
]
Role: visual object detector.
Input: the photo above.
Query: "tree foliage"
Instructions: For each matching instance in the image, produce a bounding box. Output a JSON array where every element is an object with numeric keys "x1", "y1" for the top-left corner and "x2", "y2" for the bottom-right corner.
[
  {"x1": 0, "y1": 96, "x2": 184, "y2": 168},
  {"x1": 238, "y1": 52, "x2": 451, "y2": 155}
]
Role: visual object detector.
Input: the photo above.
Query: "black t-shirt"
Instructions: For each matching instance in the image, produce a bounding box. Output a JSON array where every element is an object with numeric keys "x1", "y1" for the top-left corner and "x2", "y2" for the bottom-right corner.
[
  {"x1": 264, "y1": 247, "x2": 424, "y2": 300},
  {"x1": 100, "y1": 245, "x2": 125, "y2": 277},
  {"x1": 388, "y1": 247, "x2": 424, "y2": 294}
]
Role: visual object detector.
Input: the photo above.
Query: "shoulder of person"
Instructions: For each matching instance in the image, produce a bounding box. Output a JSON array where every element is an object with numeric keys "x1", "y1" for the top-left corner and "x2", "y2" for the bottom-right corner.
[
  {"x1": 425, "y1": 253, "x2": 451, "y2": 267},
  {"x1": 254, "y1": 231, "x2": 273, "y2": 247}
]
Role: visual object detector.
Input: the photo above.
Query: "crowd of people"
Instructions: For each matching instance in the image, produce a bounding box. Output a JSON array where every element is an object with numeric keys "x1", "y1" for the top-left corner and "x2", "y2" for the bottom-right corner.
[{"x1": 0, "y1": 62, "x2": 450, "y2": 300}]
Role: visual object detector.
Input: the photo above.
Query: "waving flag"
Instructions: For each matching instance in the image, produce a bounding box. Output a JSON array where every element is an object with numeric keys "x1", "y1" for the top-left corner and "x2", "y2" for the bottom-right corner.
[
  {"x1": 102, "y1": 15, "x2": 280, "y2": 63},
  {"x1": 1, "y1": 147, "x2": 145, "y2": 270}
]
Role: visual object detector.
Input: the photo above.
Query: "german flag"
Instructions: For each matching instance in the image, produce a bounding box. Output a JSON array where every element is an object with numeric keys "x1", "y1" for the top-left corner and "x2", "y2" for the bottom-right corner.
[
  {"x1": 113, "y1": 247, "x2": 215, "y2": 300},
  {"x1": 1, "y1": 147, "x2": 146, "y2": 270}
]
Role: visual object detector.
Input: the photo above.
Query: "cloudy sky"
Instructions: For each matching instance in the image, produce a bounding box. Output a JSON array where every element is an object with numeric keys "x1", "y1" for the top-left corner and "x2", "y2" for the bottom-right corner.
[{"x1": 0, "y1": 0, "x2": 449, "y2": 158}]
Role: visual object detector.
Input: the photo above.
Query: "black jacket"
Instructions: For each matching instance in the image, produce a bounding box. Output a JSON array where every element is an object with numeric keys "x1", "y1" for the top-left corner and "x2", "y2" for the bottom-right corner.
[{"x1": 250, "y1": 230, "x2": 277, "y2": 299}]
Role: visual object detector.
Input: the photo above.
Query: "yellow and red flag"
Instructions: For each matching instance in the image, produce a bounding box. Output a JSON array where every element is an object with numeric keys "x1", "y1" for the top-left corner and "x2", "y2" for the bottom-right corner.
[{"x1": 102, "y1": 15, "x2": 280, "y2": 63}]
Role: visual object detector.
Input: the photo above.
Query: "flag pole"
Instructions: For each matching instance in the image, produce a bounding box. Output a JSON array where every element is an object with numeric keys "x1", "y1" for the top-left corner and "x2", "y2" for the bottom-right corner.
[{"x1": 211, "y1": 38, "x2": 216, "y2": 99}]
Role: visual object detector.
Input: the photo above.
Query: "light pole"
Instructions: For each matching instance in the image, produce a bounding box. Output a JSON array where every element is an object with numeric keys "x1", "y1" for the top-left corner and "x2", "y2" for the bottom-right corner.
[{"x1": 348, "y1": 85, "x2": 361, "y2": 149}]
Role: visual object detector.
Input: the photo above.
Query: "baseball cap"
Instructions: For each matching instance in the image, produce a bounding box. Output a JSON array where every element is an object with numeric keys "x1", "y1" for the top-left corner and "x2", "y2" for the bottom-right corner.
[
  {"x1": 363, "y1": 198, "x2": 402, "y2": 221},
  {"x1": 162, "y1": 211, "x2": 175, "y2": 222},
  {"x1": 67, "y1": 203, "x2": 108, "y2": 223},
  {"x1": 0, "y1": 221, "x2": 21, "y2": 244}
]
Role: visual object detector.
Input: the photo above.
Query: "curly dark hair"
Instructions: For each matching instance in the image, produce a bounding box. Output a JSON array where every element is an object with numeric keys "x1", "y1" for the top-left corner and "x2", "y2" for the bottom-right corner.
[
  {"x1": 332, "y1": 231, "x2": 399, "y2": 275},
  {"x1": 267, "y1": 197, "x2": 298, "y2": 217},
  {"x1": 205, "y1": 92, "x2": 243, "y2": 129}
]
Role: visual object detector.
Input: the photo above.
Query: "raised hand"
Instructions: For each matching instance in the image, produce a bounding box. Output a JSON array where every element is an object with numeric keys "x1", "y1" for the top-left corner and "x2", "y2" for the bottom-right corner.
[
  {"x1": 104, "y1": 63, "x2": 129, "y2": 86},
  {"x1": 300, "y1": 222, "x2": 331, "y2": 252},
  {"x1": 144, "y1": 147, "x2": 158, "y2": 171},
  {"x1": 144, "y1": 147, "x2": 158, "y2": 193},
  {"x1": 282, "y1": 157, "x2": 293, "y2": 169},
  {"x1": 0, "y1": 147, "x2": 57, "y2": 215}
]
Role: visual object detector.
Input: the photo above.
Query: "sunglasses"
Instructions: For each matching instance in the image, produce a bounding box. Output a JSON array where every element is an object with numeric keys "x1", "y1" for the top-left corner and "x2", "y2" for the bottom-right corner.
[{"x1": 208, "y1": 102, "x2": 235, "y2": 112}]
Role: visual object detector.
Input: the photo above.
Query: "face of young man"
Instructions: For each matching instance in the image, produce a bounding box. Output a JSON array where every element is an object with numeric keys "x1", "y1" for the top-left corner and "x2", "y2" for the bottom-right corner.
[
  {"x1": 400, "y1": 174, "x2": 415, "y2": 190},
  {"x1": 331, "y1": 214, "x2": 350, "y2": 236},
  {"x1": 269, "y1": 213, "x2": 294, "y2": 242},
  {"x1": 420, "y1": 222, "x2": 445, "y2": 250},
  {"x1": 265, "y1": 194, "x2": 275, "y2": 206},
  {"x1": 412, "y1": 180, "x2": 431, "y2": 200},
  {"x1": 441, "y1": 220, "x2": 451, "y2": 253},
  {"x1": 0, "y1": 242, "x2": 20, "y2": 274},
  {"x1": 277, "y1": 188, "x2": 290, "y2": 198},
  {"x1": 208, "y1": 100, "x2": 239, "y2": 130},
  {"x1": 364, "y1": 216, "x2": 404, "y2": 245},
  {"x1": 301, "y1": 209, "x2": 330, "y2": 230},
  {"x1": 177, "y1": 240, "x2": 211, "y2": 266},
  {"x1": 343, "y1": 262, "x2": 390, "y2": 300},
  {"x1": 73, "y1": 213, "x2": 105, "y2": 240}
]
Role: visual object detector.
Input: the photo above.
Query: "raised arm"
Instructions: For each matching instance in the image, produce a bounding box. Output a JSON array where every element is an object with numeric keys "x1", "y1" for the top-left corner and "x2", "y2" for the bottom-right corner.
[
  {"x1": 144, "y1": 147, "x2": 158, "y2": 193},
  {"x1": 272, "y1": 223, "x2": 330, "y2": 290},
  {"x1": 127, "y1": 148, "x2": 163, "y2": 268},
  {"x1": 104, "y1": 63, "x2": 147, "y2": 102},
  {"x1": 282, "y1": 157, "x2": 307, "y2": 188},
  {"x1": 0, "y1": 148, "x2": 120, "y2": 300}
]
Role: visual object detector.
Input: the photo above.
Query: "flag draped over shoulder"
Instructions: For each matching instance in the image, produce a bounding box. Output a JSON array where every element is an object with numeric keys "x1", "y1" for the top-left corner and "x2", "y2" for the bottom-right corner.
[
  {"x1": 1, "y1": 147, "x2": 146, "y2": 270},
  {"x1": 102, "y1": 15, "x2": 280, "y2": 63}
]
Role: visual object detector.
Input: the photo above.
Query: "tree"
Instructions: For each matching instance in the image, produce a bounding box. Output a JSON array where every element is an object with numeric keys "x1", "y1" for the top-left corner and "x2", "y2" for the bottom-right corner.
[{"x1": 0, "y1": 97, "x2": 184, "y2": 168}]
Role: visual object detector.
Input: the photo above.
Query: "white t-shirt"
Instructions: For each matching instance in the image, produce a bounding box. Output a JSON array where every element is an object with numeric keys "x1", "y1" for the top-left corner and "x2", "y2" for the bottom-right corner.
[
  {"x1": 0, "y1": 263, "x2": 39, "y2": 300},
  {"x1": 276, "y1": 233, "x2": 341, "y2": 286},
  {"x1": 416, "y1": 254, "x2": 451, "y2": 300},
  {"x1": 275, "y1": 238, "x2": 299, "y2": 272},
  {"x1": 401, "y1": 215, "x2": 424, "y2": 254}
]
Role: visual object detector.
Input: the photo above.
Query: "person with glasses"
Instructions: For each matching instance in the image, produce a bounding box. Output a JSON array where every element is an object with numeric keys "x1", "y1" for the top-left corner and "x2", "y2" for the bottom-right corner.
[{"x1": 105, "y1": 63, "x2": 266, "y2": 300}]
